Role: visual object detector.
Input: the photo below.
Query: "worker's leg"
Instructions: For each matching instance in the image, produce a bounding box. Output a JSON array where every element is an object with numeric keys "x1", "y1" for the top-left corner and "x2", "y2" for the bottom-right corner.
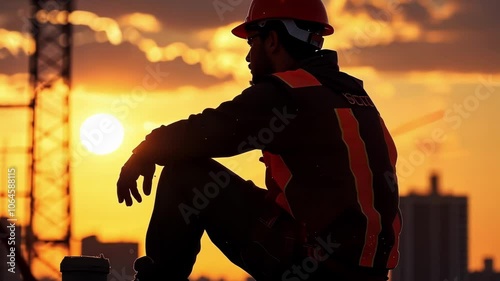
[
  {"x1": 144, "y1": 158, "x2": 302, "y2": 280},
  {"x1": 200, "y1": 181, "x2": 303, "y2": 280},
  {"x1": 143, "y1": 158, "x2": 388, "y2": 281}
]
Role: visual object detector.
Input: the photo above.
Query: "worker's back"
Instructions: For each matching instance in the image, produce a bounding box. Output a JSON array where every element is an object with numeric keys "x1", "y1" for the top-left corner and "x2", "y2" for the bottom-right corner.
[{"x1": 259, "y1": 50, "x2": 402, "y2": 270}]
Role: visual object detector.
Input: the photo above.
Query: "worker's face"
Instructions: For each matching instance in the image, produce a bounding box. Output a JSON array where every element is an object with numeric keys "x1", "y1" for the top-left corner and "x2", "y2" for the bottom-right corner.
[{"x1": 246, "y1": 31, "x2": 274, "y2": 83}]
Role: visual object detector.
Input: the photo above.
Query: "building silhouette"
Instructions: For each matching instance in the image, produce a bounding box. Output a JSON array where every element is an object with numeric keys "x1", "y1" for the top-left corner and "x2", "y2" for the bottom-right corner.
[
  {"x1": 391, "y1": 173, "x2": 468, "y2": 281},
  {"x1": 81, "y1": 235, "x2": 138, "y2": 281},
  {"x1": 468, "y1": 258, "x2": 500, "y2": 281}
]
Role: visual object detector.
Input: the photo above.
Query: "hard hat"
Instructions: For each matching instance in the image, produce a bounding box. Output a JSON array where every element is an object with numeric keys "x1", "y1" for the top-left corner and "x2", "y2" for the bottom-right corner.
[{"x1": 231, "y1": 0, "x2": 334, "y2": 39}]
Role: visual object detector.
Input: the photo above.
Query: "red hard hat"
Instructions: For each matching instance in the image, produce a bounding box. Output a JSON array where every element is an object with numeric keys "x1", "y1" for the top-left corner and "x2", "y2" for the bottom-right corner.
[{"x1": 231, "y1": 0, "x2": 334, "y2": 39}]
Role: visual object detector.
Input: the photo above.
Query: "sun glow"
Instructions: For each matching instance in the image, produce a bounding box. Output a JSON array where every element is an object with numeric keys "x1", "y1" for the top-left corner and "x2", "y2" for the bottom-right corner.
[{"x1": 79, "y1": 113, "x2": 125, "y2": 155}]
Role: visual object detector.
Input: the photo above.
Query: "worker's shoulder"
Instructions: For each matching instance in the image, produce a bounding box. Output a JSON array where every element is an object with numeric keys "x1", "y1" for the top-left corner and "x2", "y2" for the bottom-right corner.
[
  {"x1": 242, "y1": 76, "x2": 284, "y2": 95},
  {"x1": 271, "y1": 68, "x2": 326, "y2": 89},
  {"x1": 246, "y1": 69, "x2": 322, "y2": 93},
  {"x1": 229, "y1": 78, "x2": 287, "y2": 107}
]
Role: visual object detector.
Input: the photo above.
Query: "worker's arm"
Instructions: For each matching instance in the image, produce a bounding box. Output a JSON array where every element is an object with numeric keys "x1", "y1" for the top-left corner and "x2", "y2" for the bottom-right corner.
[
  {"x1": 117, "y1": 81, "x2": 293, "y2": 206},
  {"x1": 132, "y1": 81, "x2": 291, "y2": 164}
]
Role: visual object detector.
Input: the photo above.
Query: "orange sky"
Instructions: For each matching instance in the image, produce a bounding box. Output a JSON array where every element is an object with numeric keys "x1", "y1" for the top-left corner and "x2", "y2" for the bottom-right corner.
[{"x1": 1, "y1": 0, "x2": 499, "y2": 280}]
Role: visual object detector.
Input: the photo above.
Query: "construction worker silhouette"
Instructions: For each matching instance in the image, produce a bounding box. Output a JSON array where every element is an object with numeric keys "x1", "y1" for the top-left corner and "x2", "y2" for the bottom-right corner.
[{"x1": 117, "y1": 0, "x2": 402, "y2": 280}]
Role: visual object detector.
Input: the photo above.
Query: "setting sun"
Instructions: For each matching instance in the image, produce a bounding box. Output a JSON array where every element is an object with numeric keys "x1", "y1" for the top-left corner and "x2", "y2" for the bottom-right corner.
[{"x1": 79, "y1": 113, "x2": 125, "y2": 155}]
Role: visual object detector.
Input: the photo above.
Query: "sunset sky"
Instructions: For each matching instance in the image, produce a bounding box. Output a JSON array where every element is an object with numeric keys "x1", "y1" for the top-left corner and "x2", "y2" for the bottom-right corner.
[{"x1": 0, "y1": 0, "x2": 499, "y2": 280}]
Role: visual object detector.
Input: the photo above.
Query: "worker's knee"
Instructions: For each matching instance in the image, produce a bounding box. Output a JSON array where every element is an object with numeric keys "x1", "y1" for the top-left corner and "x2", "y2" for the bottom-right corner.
[
  {"x1": 158, "y1": 158, "x2": 231, "y2": 186},
  {"x1": 153, "y1": 159, "x2": 235, "y2": 207}
]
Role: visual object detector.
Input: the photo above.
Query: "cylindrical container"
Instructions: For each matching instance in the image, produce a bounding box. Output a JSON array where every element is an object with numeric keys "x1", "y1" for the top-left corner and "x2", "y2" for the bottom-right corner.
[{"x1": 60, "y1": 255, "x2": 110, "y2": 281}]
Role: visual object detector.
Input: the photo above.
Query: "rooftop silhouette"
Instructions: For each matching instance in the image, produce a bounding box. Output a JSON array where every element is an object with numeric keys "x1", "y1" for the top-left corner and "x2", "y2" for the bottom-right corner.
[{"x1": 391, "y1": 172, "x2": 468, "y2": 281}]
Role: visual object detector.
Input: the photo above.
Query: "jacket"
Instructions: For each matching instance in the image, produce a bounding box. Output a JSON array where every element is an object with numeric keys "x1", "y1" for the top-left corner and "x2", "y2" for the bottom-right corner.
[{"x1": 132, "y1": 50, "x2": 402, "y2": 270}]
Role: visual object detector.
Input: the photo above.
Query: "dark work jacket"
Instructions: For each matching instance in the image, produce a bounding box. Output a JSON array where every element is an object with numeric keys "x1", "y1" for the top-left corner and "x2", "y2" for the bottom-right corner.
[{"x1": 132, "y1": 50, "x2": 402, "y2": 270}]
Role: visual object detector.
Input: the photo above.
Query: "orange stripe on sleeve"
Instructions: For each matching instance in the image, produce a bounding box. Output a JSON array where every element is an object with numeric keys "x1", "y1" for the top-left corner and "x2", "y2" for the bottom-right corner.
[
  {"x1": 387, "y1": 212, "x2": 402, "y2": 268},
  {"x1": 263, "y1": 152, "x2": 293, "y2": 215},
  {"x1": 275, "y1": 192, "x2": 292, "y2": 215},
  {"x1": 273, "y1": 69, "x2": 322, "y2": 88},
  {"x1": 263, "y1": 152, "x2": 292, "y2": 191},
  {"x1": 336, "y1": 108, "x2": 382, "y2": 267}
]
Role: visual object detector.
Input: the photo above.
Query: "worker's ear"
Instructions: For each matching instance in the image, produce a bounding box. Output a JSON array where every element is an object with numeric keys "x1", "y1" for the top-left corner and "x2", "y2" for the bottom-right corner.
[{"x1": 265, "y1": 30, "x2": 281, "y2": 54}]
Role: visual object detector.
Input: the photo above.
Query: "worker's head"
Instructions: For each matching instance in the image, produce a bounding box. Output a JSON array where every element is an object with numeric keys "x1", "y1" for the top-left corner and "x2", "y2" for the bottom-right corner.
[{"x1": 232, "y1": 0, "x2": 334, "y2": 81}]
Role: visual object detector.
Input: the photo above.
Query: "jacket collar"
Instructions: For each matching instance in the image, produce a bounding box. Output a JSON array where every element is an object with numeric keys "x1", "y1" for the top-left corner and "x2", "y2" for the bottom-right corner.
[
  {"x1": 298, "y1": 49, "x2": 340, "y2": 72},
  {"x1": 252, "y1": 50, "x2": 340, "y2": 85}
]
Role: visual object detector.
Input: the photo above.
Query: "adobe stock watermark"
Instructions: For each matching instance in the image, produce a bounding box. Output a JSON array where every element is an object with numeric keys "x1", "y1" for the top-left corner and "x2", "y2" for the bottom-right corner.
[
  {"x1": 237, "y1": 106, "x2": 297, "y2": 152},
  {"x1": 282, "y1": 234, "x2": 341, "y2": 281},
  {"x1": 5, "y1": 167, "x2": 18, "y2": 274},
  {"x1": 213, "y1": 0, "x2": 246, "y2": 21},
  {"x1": 223, "y1": 106, "x2": 298, "y2": 175},
  {"x1": 179, "y1": 105, "x2": 297, "y2": 224},
  {"x1": 109, "y1": 267, "x2": 134, "y2": 281},
  {"x1": 178, "y1": 170, "x2": 231, "y2": 224},
  {"x1": 385, "y1": 75, "x2": 498, "y2": 190}
]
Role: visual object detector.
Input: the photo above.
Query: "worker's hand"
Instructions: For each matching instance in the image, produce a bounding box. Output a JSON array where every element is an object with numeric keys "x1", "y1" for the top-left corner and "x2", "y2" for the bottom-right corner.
[{"x1": 117, "y1": 153, "x2": 156, "y2": 206}]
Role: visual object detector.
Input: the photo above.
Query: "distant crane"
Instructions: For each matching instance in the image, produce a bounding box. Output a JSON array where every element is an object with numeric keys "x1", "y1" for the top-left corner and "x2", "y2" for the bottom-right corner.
[
  {"x1": 391, "y1": 110, "x2": 445, "y2": 137},
  {"x1": 391, "y1": 110, "x2": 446, "y2": 171}
]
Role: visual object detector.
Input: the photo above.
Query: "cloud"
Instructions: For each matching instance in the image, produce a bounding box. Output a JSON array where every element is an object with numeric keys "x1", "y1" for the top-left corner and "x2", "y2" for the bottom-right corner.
[
  {"x1": 68, "y1": 10, "x2": 123, "y2": 45},
  {"x1": 74, "y1": 0, "x2": 251, "y2": 31},
  {"x1": 324, "y1": 0, "x2": 423, "y2": 50},
  {"x1": 323, "y1": 0, "x2": 500, "y2": 73},
  {"x1": 0, "y1": 8, "x2": 247, "y2": 89},
  {"x1": 118, "y1": 13, "x2": 162, "y2": 33},
  {"x1": 337, "y1": 39, "x2": 499, "y2": 73},
  {"x1": 427, "y1": 0, "x2": 499, "y2": 30},
  {"x1": 0, "y1": 73, "x2": 31, "y2": 105},
  {"x1": 0, "y1": 29, "x2": 35, "y2": 56},
  {"x1": 2, "y1": 0, "x2": 497, "y2": 91},
  {"x1": 71, "y1": 41, "x2": 230, "y2": 92},
  {"x1": 337, "y1": 0, "x2": 460, "y2": 24},
  {"x1": 73, "y1": 12, "x2": 249, "y2": 81},
  {"x1": 399, "y1": 2, "x2": 433, "y2": 23},
  {"x1": 32, "y1": 9, "x2": 249, "y2": 82}
]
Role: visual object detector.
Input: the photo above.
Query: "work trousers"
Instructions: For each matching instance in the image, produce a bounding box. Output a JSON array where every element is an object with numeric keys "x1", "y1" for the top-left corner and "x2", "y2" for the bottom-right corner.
[{"x1": 145, "y1": 159, "x2": 389, "y2": 281}]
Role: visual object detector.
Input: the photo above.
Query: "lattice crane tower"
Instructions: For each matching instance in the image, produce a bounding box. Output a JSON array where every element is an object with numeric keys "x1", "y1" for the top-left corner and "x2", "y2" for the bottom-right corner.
[{"x1": 27, "y1": 0, "x2": 73, "y2": 277}]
